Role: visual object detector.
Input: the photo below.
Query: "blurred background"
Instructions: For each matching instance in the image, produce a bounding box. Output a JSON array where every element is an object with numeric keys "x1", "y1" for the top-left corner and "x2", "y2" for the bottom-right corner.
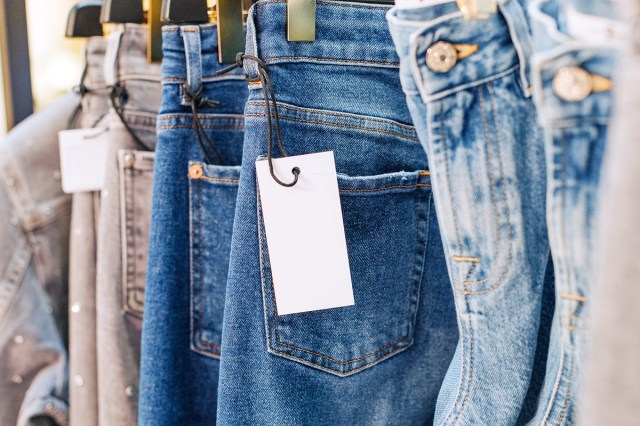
[{"x1": 0, "y1": 0, "x2": 84, "y2": 137}]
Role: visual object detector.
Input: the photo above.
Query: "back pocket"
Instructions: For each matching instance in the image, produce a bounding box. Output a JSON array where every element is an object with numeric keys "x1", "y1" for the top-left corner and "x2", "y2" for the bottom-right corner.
[
  {"x1": 188, "y1": 161, "x2": 241, "y2": 358},
  {"x1": 259, "y1": 169, "x2": 433, "y2": 376}
]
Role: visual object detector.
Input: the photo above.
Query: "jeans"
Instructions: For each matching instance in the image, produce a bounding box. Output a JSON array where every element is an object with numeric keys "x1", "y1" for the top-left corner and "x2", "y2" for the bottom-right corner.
[
  {"x1": 528, "y1": 0, "x2": 615, "y2": 424},
  {"x1": 0, "y1": 93, "x2": 79, "y2": 426},
  {"x1": 138, "y1": 24, "x2": 247, "y2": 425},
  {"x1": 93, "y1": 24, "x2": 161, "y2": 426},
  {"x1": 68, "y1": 36, "x2": 109, "y2": 426},
  {"x1": 388, "y1": 2, "x2": 553, "y2": 424},
  {"x1": 216, "y1": 1, "x2": 457, "y2": 424}
]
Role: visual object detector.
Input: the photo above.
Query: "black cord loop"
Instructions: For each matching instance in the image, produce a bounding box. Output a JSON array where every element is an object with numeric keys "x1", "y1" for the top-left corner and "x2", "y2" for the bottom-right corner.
[
  {"x1": 108, "y1": 83, "x2": 149, "y2": 151},
  {"x1": 182, "y1": 83, "x2": 225, "y2": 165},
  {"x1": 217, "y1": 53, "x2": 300, "y2": 188}
]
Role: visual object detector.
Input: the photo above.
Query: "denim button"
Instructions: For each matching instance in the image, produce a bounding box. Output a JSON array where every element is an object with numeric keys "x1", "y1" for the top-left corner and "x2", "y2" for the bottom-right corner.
[
  {"x1": 426, "y1": 41, "x2": 457, "y2": 73},
  {"x1": 189, "y1": 163, "x2": 203, "y2": 179},
  {"x1": 553, "y1": 66, "x2": 593, "y2": 101}
]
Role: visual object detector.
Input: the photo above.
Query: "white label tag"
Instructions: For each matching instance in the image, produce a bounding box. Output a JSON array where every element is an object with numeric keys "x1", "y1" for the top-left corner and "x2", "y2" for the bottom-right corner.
[
  {"x1": 566, "y1": 5, "x2": 629, "y2": 45},
  {"x1": 256, "y1": 151, "x2": 354, "y2": 315},
  {"x1": 58, "y1": 128, "x2": 110, "y2": 194}
]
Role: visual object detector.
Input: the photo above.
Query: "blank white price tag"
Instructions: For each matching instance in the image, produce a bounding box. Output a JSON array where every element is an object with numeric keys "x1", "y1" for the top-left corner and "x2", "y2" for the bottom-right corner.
[
  {"x1": 256, "y1": 151, "x2": 354, "y2": 315},
  {"x1": 58, "y1": 128, "x2": 110, "y2": 193}
]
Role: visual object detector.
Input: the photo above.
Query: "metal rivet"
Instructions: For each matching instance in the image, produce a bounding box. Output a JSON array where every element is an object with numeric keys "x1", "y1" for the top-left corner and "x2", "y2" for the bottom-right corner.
[
  {"x1": 71, "y1": 303, "x2": 81, "y2": 313},
  {"x1": 124, "y1": 386, "x2": 135, "y2": 397},
  {"x1": 74, "y1": 375, "x2": 84, "y2": 386},
  {"x1": 123, "y1": 153, "x2": 135, "y2": 167},
  {"x1": 553, "y1": 66, "x2": 593, "y2": 102},
  {"x1": 189, "y1": 164, "x2": 203, "y2": 179},
  {"x1": 11, "y1": 375, "x2": 23, "y2": 384},
  {"x1": 426, "y1": 41, "x2": 458, "y2": 73},
  {"x1": 13, "y1": 335, "x2": 24, "y2": 344}
]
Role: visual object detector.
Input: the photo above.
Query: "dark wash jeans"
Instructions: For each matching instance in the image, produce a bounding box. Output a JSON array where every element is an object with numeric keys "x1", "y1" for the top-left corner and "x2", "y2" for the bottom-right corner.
[
  {"x1": 138, "y1": 24, "x2": 247, "y2": 425},
  {"x1": 215, "y1": 1, "x2": 457, "y2": 424}
]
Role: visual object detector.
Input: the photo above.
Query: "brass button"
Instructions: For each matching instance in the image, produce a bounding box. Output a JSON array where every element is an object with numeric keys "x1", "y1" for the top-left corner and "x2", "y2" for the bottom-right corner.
[
  {"x1": 189, "y1": 163, "x2": 203, "y2": 179},
  {"x1": 553, "y1": 66, "x2": 593, "y2": 102},
  {"x1": 426, "y1": 41, "x2": 458, "y2": 73}
]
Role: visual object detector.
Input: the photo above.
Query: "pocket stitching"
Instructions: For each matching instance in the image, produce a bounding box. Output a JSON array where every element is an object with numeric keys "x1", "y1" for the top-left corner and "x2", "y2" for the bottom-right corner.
[{"x1": 260, "y1": 177, "x2": 430, "y2": 374}]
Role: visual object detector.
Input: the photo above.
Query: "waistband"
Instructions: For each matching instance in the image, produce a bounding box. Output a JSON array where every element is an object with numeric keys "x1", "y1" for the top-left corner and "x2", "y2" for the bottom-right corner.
[
  {"x1": 103, "y1": 24, "x2": 162, "y2": 86},
  {"x1": 387, "y1": 0, "x2": 533, "y2": 102},
  {"x1": 85, "y1": 37, "x2": 107, "y2": 89},
  {"x1": 529, "y1": 0, "x2": 617, "y2": 127},
  {"x1": 243, "y1": 0, "x2": 399, "y2": 79},
  {"x1": 161, "y1": 24, "x2": 246, "y2": 88}
]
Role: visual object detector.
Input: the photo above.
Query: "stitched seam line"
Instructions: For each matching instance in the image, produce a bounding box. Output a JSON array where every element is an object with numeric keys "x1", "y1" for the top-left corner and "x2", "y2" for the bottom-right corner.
[
  {"x1": 559, "y1": 292, "x2": 586, "y2": 302},
  {"x1": 159, "y1": 125, "x2": 245, "y2": 130},
  {"x1": 262, "y1": 55, "x2": 398, "y2": 67},
  {"x1": 461, "y1": 82, "x2": 514, "y2": 291},
  {"x1": 194, "y1": 176, "x2": 240, "y2": 184},
  {"x1": 270, "y1": 345, "x2": 407, "y2": 376},
  {"x1": 452, "y1": 256, "x2": 479, "y2": 262},
  {"x1": 245, "y1": 113, "x2": 419, "y2": 140},
  {"x1": 340, "y1": 183, "x2": 430, "y2": 193},
  {"x1": 276, "y1": 337, "x2": 407, "y2": 365},
  {"x1": 245, "y1": 102, "x2": 416, "y2": 131}
]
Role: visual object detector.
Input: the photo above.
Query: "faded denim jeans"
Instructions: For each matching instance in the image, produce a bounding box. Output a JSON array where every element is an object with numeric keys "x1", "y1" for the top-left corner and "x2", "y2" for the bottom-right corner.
[
  {"x1": 68, "y1": 36, "x2": 109, "y2": 426},
  {"x1": 0, "y1": 93, "x2": 80, "y2": 425},
  {"x1": 388, "y1": 1, "x2": 554, "y2": 424},
  {"x1": 528, "y1": 0, "x2": 616, "y2": 423},
  {"x1": 95, "y1": 24, "x2": 160, "y2": 426}
]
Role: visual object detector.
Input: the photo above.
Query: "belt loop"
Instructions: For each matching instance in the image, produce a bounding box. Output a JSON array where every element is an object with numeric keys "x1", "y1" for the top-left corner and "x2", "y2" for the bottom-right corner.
[
  {"x1": 181, "y1": 25, "x2": 203, "y2": 94},
  {"x1": 243, "y1": 8, "x2": 260, "y2": 80},
  {"x1": 104, "y1": 27, "x2": 124, "y2": 88},
  {"x1": 499, "y1": 0, "x2": 534, "y2": 96}
]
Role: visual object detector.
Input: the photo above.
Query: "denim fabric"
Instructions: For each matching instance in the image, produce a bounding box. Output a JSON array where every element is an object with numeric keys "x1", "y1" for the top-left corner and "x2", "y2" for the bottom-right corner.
[
  {"x1": 215, "y1": 1, "x2": 457, "y2": 424},
  {"x1": 138, "y1": 24, "x2": 247, "y2": 425},
  {"x1": 580, "y1": 1, "x2": 640, "y2": 424},
  {"x1": 528, "y1": 1, "x2": 615, "y2": 424},
  {"x1": 93, "y1": 24, "x2": 161, "y2": 426},
  {"x1": 68, "y1": 36, "x2": 109, "y2": 426},
  {"x1": 0, "y1": 93, "x2": 79, "y2": 426},
  {"x1": 388, "y1": 2, "x2": 554, "y2": 424}
]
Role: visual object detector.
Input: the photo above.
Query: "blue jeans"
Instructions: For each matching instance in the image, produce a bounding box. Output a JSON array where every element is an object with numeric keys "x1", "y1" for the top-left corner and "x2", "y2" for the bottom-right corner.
[
  {"x1": 528, "y1": 0, "x2": 615, "y2": 423},
  {"x1": 216, "y1": 1, "x2": 457, "y2": 424},
  {"x1": 138, "y1": 24, "x2": 247, "y2": 425},
  {"x1": 388, "y1": 2, "x2": 554, "y2": 424}
]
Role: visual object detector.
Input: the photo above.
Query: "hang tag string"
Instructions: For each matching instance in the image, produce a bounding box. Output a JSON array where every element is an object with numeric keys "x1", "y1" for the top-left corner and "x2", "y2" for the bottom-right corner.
[
  {"x1": 182, "y1": 84, "x2": 225, "y2": 165},
  {"x1": 217, "y1": 53, "x2": 300, "y2": 188},
  {"x1": 109, "y1": 83, "x2": 150, "y2": 152}
]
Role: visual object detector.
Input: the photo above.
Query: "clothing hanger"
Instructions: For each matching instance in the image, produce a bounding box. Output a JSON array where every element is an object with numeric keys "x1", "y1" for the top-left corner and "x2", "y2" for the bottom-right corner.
[
  {"x1": 100, "y1": 0, "x2": 144, "y2": 23},
  {"x1": 161, "y1": 0, "x2": 209, "y2": 23},
  {"x1": 66, "y1": 1, "x2": 104, "y2": 38},
  {"x1": 100, "y1": 0, "x2": 163, "y2": 62}
]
